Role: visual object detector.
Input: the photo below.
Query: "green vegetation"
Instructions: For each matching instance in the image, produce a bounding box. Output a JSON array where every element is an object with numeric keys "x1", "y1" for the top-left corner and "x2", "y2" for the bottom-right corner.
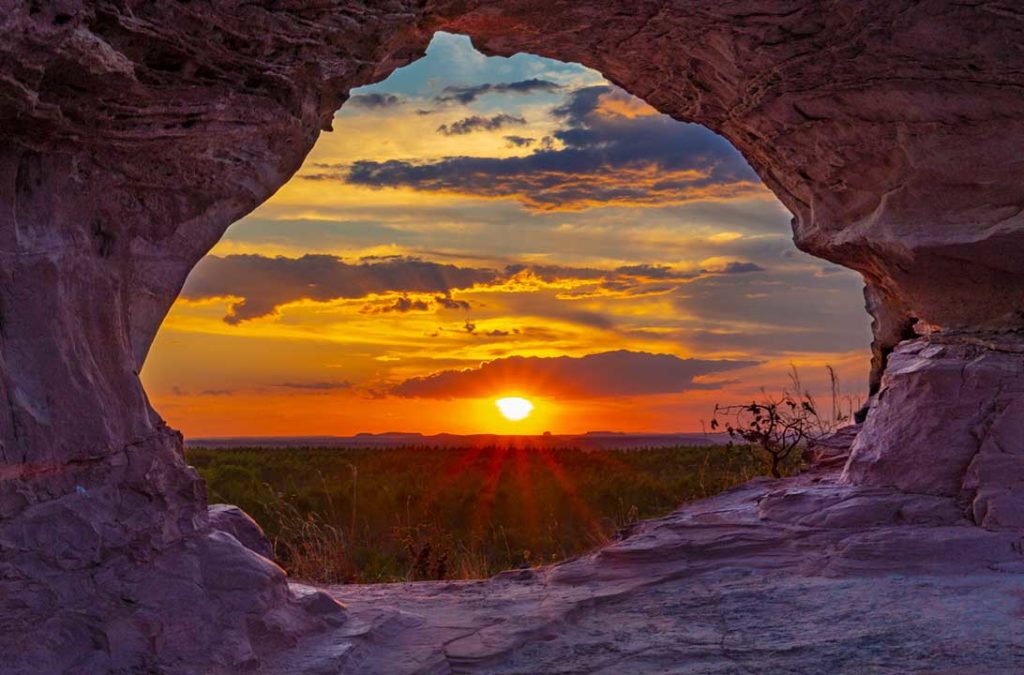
[{"x1": 188, "y1": 444, "x2": 785, "y2": 584}]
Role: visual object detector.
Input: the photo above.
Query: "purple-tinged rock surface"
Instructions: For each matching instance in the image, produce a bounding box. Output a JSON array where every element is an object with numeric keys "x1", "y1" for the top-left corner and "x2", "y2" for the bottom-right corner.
[{"x1": 2, "y1": 1, "x2": 1024, "y2": 670}]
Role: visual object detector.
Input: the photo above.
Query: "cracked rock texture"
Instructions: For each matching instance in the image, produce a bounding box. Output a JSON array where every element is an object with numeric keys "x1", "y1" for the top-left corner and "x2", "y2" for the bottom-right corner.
[
  {"x1": 2, "y1": 0, "x2": 1024, "y2": 671},
  {"x1": 843, "y1": 332, "x2": 1024, "y2": 527}
]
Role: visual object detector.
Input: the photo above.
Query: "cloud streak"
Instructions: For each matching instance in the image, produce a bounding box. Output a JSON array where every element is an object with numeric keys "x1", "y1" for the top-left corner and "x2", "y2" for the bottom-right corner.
[
  {"x1": 183, "y1": 254, "x2": 497, "y2": 323},
  {"x1": 437, "y1": 114, "x2": 527, "y2": 136},
  {"x1": 389, "y1": 350, "x2": 760, "y2": 399},
  {"x1": 182, "y1": 254, "x2": 767, "y2": 323},
  {"x1": 504, "y1": 135, "x2": 535, "y2": 148},
  {"x1": 435, "y1": 78, "x2": 562, "y2": 104},
  {"x1": 347, "y1": 93, "x2": 402, "y2": 109}
]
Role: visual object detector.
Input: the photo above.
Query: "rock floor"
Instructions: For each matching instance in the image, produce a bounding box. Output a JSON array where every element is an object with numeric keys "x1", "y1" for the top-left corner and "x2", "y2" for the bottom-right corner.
[{"x1": 262, "y1": 468, "x2": 1024, "y2": 674}]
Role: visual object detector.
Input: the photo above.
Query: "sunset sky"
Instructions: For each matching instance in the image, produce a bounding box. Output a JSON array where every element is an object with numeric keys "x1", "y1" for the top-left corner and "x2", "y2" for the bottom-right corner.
[{"x1": 142, "y1": 33, "x2": 871, "y2": 437}]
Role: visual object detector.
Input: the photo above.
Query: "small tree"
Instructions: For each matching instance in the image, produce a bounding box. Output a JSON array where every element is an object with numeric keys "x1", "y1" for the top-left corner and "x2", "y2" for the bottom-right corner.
[{"x1": 710, "y1": 366, "x2": 852, "y2": 478}]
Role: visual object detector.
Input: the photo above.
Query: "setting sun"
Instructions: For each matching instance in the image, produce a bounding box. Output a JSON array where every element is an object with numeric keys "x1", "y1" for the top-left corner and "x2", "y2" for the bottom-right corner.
[{"x1": 495, "y1": 397, "x2": 534, "y2": 421}]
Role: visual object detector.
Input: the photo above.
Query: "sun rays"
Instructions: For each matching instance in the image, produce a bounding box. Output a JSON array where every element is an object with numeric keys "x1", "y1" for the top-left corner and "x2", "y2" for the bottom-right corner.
[{"x1": 495, "y1": 396, "x2": 534, "y2": 421}]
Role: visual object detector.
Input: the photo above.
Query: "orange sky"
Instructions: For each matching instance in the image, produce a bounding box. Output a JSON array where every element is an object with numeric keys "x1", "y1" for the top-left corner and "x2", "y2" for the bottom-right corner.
[{"x1": 142, "y1": 33, "x2": 871, "y2": 438}]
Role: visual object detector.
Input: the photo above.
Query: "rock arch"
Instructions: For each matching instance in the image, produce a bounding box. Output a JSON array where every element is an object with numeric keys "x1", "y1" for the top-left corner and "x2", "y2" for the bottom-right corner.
[{"x1": 2, "y1": 1, "x2": 1023, "y2": 670}]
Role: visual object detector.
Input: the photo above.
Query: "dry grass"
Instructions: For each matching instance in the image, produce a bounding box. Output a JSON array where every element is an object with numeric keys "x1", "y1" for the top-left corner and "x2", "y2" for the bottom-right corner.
[{"x1": 189, "y1": 444, "x2": 782, "y2": 584}]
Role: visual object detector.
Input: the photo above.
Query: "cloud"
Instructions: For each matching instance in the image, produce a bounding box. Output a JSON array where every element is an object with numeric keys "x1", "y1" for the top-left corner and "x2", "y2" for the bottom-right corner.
[
  {"x1": 437, "y1": 114, "x2": 527, "y2": 136},
  {"x1": 347, "y1": 93, "x2": 402, "y2": 109},
  {"x1": 504, "y1": 135, "x2": 535, "y2": 148},
  {"x1": 500, "y1": 261, "x2": 763, "y2": 300},
  {"x1": 713, "y1": 261, "x2": 766, "y2": 274},
  {"x1": 276, "y1": 381, "x2": 353, "y2": 390},
  {"x1": 669, "y1": 266, "x2": 872, "y2": 354},
  {"x1": 435, "y1": 78, "x2": 562, "y2": 104},
  {"x1": 613, "y1": 263, "x2": 692, "y2": 280},
  {"x1": 182, "y1": 254, "x2": 497, "y2": 323},
  {"x1": 435, "y1": 294, "x2": 471, "y2": 310},
  {"x1": 363, "y1": 296, "x2": 430, "y2": 314},
  {"x1": 182, "y1": 254, "x2": 766, "y2": 324},
  {"x1": 324, "y1": 85, "x2": 763, "y2": 210},
  {"x1": 389, "y1": 350, "x2": 759, "y2": 399},
  {"x1": 361, "y1": 293, "x2": 471, "y2": 314}
]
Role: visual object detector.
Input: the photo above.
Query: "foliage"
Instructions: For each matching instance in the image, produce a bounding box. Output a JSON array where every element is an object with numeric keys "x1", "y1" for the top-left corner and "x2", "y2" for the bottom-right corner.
[
  {"x1": 187, "y1": 443, "x2": 770, "y2": 584},
  {"x1": 711, "y1": 365, "x2": 856, "y2": 478}
]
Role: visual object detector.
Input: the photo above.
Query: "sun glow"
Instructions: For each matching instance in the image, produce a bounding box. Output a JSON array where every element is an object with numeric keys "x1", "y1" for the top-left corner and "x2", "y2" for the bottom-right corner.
[{"x1": 495, "y1": 397, "x2": 534, "y2": 421}]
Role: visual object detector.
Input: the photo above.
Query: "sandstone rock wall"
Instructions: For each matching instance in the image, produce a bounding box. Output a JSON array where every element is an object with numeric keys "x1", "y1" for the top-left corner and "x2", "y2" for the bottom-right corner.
[
  {"x1": 843, "y1": 332, "x2": 1024, "y2": 528},
  {"x1": 0, "y1": 2, "x2": 430, "y2": 669},
  {"x1": 439, "y1": 1, "x2": 1024, "y2": 333},
  {"x1": 2, "y1": 1, "x2": 1023, "y2": 670}
]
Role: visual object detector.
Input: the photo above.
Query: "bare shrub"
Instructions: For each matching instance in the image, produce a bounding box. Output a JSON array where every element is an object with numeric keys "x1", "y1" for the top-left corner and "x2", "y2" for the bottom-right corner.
[{"x1": 711, "y1": 365, "x2": 857, "y2": 478}]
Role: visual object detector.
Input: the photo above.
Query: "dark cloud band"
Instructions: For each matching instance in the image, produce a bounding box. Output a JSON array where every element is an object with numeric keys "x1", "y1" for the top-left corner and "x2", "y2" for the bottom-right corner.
[
  {"x1": 389, "y1": 350, "x2": 760, "y2": 399},
  {"x1": 182, "y1": 254, "x2": 497, "y2": 323},
  {"x1": 182, "y1": 254, "x2": 766, "y2": 324},
  {"x1": 435, "y1": 78, "x2": 562, "y2": 104},
  {"x1": 318, "y1": 85, "x2": 762, "y2": 210},
  {"x1": 346, "y1": 93, "x2": 402, "y2": 109}
]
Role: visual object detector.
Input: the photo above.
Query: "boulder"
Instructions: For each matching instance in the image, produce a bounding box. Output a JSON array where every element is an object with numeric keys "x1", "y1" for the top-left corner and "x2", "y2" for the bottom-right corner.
[
  {"x1": 803, "y1": 423, "x2": 861, "y2": 469},
  {"x1": 842, "y1": 333, "x2": 1024, "y2": 530},
  {"x1": 209, "y1": 503, "x2": 275, "y2": 560}
]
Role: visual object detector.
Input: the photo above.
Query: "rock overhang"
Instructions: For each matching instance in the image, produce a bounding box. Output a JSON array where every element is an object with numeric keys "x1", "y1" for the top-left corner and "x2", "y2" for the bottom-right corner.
[{"x1": 2, "y1": 1, "x2": 1024, "y2": 671}]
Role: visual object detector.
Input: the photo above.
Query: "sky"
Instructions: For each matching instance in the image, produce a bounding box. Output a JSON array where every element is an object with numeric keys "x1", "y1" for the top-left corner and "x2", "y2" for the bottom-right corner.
[{"x1": 142, "y1": 33, "x2": 872, "y2": 437}]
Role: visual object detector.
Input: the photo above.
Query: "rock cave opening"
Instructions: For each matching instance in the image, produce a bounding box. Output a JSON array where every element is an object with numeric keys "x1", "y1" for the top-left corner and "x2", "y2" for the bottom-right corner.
[
  {"x1": 139, "y1": 31, "x2": 873, "y2": 583},
  {"x1": 3, "y1": 3, "x2": 1024, "y2": 672}
]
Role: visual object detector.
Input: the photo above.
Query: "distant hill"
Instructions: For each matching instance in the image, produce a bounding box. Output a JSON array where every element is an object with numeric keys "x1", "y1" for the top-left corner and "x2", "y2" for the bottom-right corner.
[{"x1": 185, "y1": 431, "x2": 730, "y2": 451}]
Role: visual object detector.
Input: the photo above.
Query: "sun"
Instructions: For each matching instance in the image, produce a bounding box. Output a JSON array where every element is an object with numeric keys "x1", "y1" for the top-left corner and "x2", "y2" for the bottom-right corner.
[{"x1": 495, "y1": 397, "x2": 534, "y2": 422}]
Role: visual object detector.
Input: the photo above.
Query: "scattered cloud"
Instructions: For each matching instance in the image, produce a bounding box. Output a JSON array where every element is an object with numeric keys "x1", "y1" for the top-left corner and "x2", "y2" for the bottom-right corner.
[
  {"x1": 347, "y1": 93, "x2": 402, "y2": 109},
  {"x1": 435, "y1": 294, "x2": 471, "y2": 310},
  {"x1": 504, "y1": 135, "x2": 536, "y2": 148},
  {"x1": 361, "y1": 293, "x2": 472, "y2": 314},
  {"x1": 435, "y1": 78, "x2": 562, "y2": 104},
  {"x1": 437, "y1": 114, "x2": 527, "y2": 136},
  {"x1": 147, "y1": 31, "x2": 872, "y2": 439},
  {"x1": 362, "y1": 296, "x2": 431, "y2": 314},
  {"x1": 324, "y1": 85, "x2": 762, "y2": 210},
  {"x1": 499, "y1": 261, "x2": 764, "y2": 300},
  {"x1": 183, "y1": 254, "x2": 768, "y2": 323},
  {"x1": 713, "y1": 261, "x2": 766, "y2": 274},
  {"x1": 183, "y1": 254, "x2": 497, "y2": 323},
  {"x1": 390, "y1": 350, "x2": 760, "y2": 399}
]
